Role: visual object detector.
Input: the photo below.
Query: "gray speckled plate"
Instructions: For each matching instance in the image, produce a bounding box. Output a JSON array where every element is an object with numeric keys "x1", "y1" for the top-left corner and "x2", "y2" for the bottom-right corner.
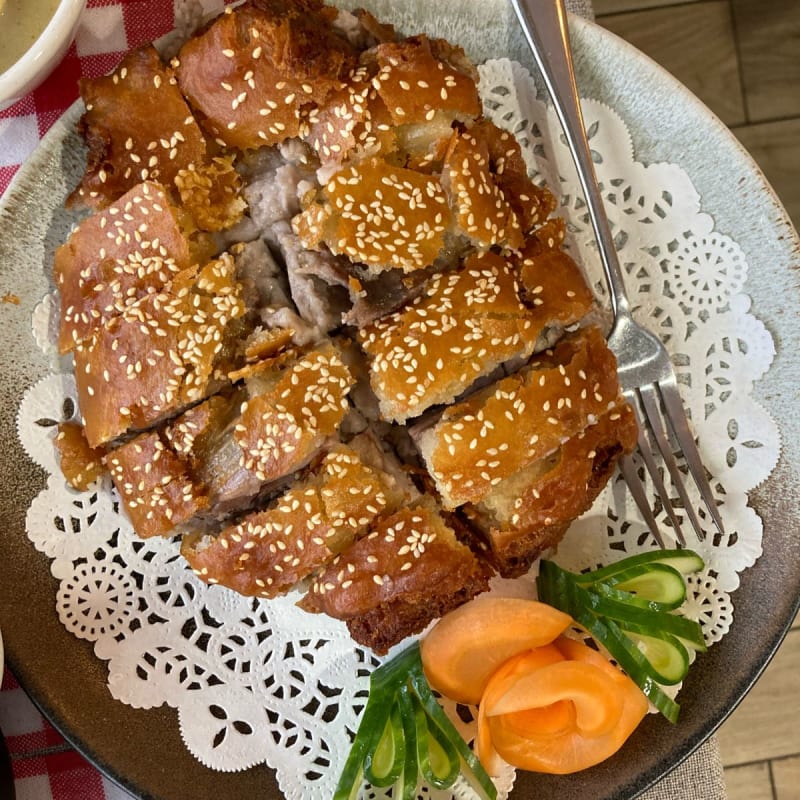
[{"x1": 1, "y1": 6, "x2": 799, "y2": 800}]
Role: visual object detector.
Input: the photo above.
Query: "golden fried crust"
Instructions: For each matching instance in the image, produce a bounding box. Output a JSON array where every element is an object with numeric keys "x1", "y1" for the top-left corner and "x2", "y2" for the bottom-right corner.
[
  {"x1": 174, "y1": 156, "x2": 247, "y2": 232},
  {"x1": 55, "y1": 182, "x2": 195, "y2": 354},
  {"x1": 182, "y1": 444, "x2": 411, "y2": 597},
  {"x1": 471, "y1": 402, "x2": 638, "y2": 577},
  {"x1": 469, "y1": 119, "x2": 558, "y2": 233},
  {"x1": 442, "y1": 127, "x2": 524, "y2": 252},
  {"x1": 68, "y1": 46, "x2": 207, "y2": 210},
  {"x1": 107, "y1": 430, "x2": 209, "y2": 538},
  {"x1": 74, "y1": 255, "x2": 246, "y2": 448},
  {"x1": 299, "y1": 503, "x2": 491, "y2": 653},
  {"x1": 163, "y1": 394, "x2": 232, "y2": 469},
  {"x1": 304, "y1": 65, "x2": 396, "y2": 167},
  {"x1": 358, "y1": 251, "x2": 543, "y2": 423},
  {"x1": 294, "y1": 156, "x2": 451, "y2": 273},
  {"x1": 175, "y1": 1, "x2": 356, "y2": 151},
  {"x1": 55, "y1": 422, "x2": 107, "y2": 491},
  {"x1": 514, "y1": 240, "x2": 595, "y2": 327},
  {"x1": 369, "y1": 35, "x2": 481, "y2": 126},
  {"x1": 233, "y1": 344, "x2": 355, "y2": 482},
  {"x1": 419, "y1": 326, "x2": 624, "y2": 508}
]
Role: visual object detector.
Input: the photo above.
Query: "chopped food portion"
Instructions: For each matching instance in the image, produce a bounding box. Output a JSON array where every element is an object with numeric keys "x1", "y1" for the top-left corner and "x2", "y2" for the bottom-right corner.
[
  {"x1": 73, "y1": 254, "x2": 247, "y2": 447},
  {"x1": 294, "y1": 156, "x2": 452, "y2": 273},
  {"x1": 415, "y1": 326, "x2": 626, "y2": 508},
  {"x1": 68, "y1": 45, "x2": 208, "y2": 209},
  {"x1": 107, "y1": 429, "x2": 210, "y2": 539},
  {"x1": 174, "y1": 155, "x2": 247, "y2": 232},
  {"x1": 300, "y1": 500, "x2": 491, "y2": 654},
  {"x1": 233, "y1": 342, "x2": 355, "y2": 480},
  {"x1": 182, "y1": 438, "x2": 416, "y2": 597},
  {"x1": 174, "y1": 0, "x2": 357, "y2": 151},
  {"x1": 54, "y1": 422, "x2": 106, "y2": 491},
  {"x1": 54, "y1": 181, "x2": 201, "y2": 354},
  {"x1": 359, "y1": 251, "x2": 540, "y2": 420},
  {"x1": 54, "y1": 0, "x2": 649, "y2": 668},
  {"x1": 465, "y1": 402, "x2": 638, "y2": 577}
]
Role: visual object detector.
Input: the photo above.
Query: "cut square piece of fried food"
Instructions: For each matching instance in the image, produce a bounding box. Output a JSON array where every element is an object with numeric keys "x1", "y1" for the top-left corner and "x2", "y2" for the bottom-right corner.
[
  {"x1": 74, "y1": 253, "x2": 247, "y2": 448},
  {"x1": 415, "y1": 326, "x2": 626, "y2": 509},
  {"x1": 368, "y1": 35, "x2": 481, "y2": 130},
  {"x1": 358, "y1": 248, "x2": 593, "y2": 423},
  {"x1": 107, "y1": 430, "x2": 210, "y2": 539},
  {"x1": 175, "y1": 0, "x2": 356, "y2": 151},
  {"x1": 68, "y1": 46, "x2": 208, "y2": 210},
  {"x1": 55, "y1": 181, "x2": 203, "y2": 354},
  {"x1": 233, "y1": 341, "x2": 356, "y2": 483},
  {"x1": 181, "y1": 438, "x2": 416, "y2": 598},
  {"x1": 299, "y1": 499, "x2": 491, "y2": 654},
  {"x1": 462, "y1": 402, "x2": 638, "y2": 577},
  {"x1": 294, "y1": 156, "x2": 452, "y2": 274}
]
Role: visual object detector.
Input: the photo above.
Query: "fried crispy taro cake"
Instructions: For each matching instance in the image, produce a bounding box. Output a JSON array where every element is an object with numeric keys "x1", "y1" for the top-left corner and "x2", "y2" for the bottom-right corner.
[{"x1": 54, "y1": 0, "x2": 639, "y2": 655}]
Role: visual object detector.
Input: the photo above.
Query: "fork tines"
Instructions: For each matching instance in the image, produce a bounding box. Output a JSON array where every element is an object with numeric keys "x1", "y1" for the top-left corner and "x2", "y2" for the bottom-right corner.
[{"x1": 622, "y1": 377, "x2": 724, "y2": 547}]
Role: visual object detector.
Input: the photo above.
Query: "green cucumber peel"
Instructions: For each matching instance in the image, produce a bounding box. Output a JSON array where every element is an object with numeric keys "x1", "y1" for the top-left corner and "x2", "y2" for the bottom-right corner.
[
  {"x1": 622, "y1": 628, "x2": 690, "y2": 685},
  {"x1": 364, "y1": 700, "x2": 405, "y2": 787},
  {"x1": 412, "y1": 692, "x2": 460, "y2": 789},
  {"x1": 577, "y1": 549, "x2": 705, "y2": 583},
  {"x1": 334, "y1": 642, "x2": 498, "y2": 800},
  {"x1": 538, "y1": 553, "x2": 706, "y2": 722},
  {"x1": 596, "y1": 563, "x2": 687, "y2": 608}
]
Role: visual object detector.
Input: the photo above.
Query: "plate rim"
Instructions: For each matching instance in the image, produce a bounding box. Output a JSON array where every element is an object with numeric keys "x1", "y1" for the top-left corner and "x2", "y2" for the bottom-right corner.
[{"x1": 1, "y1": 8, "x2": 799, "y2": 800}]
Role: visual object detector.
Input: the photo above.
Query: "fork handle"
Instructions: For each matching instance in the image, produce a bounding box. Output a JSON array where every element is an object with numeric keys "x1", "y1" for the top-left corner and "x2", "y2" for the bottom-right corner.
[{"x1": 510, "y1": 0, "x2": 631, "y2": 320}]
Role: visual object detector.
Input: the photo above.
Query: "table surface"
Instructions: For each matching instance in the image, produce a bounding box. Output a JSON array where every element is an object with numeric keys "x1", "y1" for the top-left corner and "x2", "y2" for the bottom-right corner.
[{"x1": 0, "y1": 0, "x2": 727, "y2": 798}]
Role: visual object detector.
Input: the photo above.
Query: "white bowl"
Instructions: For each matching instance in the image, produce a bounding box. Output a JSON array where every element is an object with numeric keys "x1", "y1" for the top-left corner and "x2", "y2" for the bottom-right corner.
[{"x1": 0, "y1": 0, "x2": 87, "y2": 111}]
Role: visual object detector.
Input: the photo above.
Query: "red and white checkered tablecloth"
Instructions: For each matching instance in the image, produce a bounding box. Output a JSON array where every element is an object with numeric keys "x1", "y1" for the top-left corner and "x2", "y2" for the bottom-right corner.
[
  {"x1": 0, "y1": 6, "x2": 223, "y2": 798},
  {"x1": 0, "y1": 669, "x2": 134, "y2": 799}
]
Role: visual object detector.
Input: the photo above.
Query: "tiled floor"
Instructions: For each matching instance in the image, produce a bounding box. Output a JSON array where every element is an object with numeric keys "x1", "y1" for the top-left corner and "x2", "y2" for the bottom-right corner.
[{"x1": 593, "y1": 1, "x2": 800, "y2": 797}]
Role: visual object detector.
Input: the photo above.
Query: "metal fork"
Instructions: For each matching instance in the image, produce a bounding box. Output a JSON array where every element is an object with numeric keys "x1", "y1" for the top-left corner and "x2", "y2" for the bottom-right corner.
[{"x1": 510, "y1": 0, "x2": 724, "y2": 545}]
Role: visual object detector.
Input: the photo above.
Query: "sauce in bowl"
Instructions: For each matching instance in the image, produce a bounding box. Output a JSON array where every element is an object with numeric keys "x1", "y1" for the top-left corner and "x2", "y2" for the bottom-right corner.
[{"x1": 0, "y1": 0, "x2": 62, "y2": 75}]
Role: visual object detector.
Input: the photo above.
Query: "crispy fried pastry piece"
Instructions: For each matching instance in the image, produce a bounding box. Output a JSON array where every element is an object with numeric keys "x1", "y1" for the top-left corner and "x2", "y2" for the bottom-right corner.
[
  {"x1": 294, "y1": 156, "x2": 452, "y2": 274},
  {"x1": 107, "y1": 430, "x2": 210, "y2": 539},
  {"x1": 441, "y1": 127, "x2": 525, "y2": 252},
  {"x1": 415, "y1": 326, "x2": 625, "y2": 509},
  {"x1": 305, "y1": 34, "x2": 481, "y2": 169},
  {"x1": 440, "y1": 120, "x2": 562, "y2": 252},
  {"x1": 358, "y1": 248, "x2": 592, "y2": 423},
  {"x1": 55, "y1": 422, "x2": 107, "y2": 491},
  {"x1": 463, "y1": 402, "x2": 638, "y2": 577},
  {"x1": 182, "y1": 438, "x2": 416, "y2": 597},
  {"x1": 304, "y1": 65, "x2": 396, "y2": 167},
  {"x1": 55, "y1": 181, "x2": 203, "y2": 354},
  {"x1": 513, "y1": 236, "x2": 595, "y2": 324},
  {"x1": 467, "y1": 119, "x2": 558, "y2": 234},
  {"x1": 175, "y1": 0, "x2": 357, "y2": 151},
  {"x1": 368, "y1": 35, "x2": 481, "y2": 128},
  {"x1": 233, "y1": 342, "x2": 355, "y2": 481},
  {"x1": 68, "y1": 46, "x2": 208, "y2": 210},
  {"x1": 299, "y1": 500, "x2": 491, "y2": 654},
  {"x1": 74, "y1": 254, "x2": 247, "y2": 448},
  {"x1": 106, "y1": 344, "x2": 357, "y2": 538},
  {"x1": 174, "y1": 155, "x2": 247, "y2": 232}
]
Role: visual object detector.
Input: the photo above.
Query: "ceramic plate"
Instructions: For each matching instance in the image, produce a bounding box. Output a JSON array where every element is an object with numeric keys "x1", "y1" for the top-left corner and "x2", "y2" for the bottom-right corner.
[{"x1": 1, "y1": 4, "x2": 799, "y2": 799}]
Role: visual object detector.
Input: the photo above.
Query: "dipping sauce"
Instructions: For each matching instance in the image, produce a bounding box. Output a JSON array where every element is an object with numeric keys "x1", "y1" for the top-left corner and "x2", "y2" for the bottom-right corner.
[{"x1": 0, "y1": 0, "x2": 62, "y2": 75}]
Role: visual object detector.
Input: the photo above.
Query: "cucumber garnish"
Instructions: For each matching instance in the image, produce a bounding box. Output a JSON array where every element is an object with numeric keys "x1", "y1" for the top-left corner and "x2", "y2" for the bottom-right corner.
[
  {"x1": 537, "y1": 549, "x2": 706, "y2": 722},
  {"x1": 334, "y1": 642, "x2": 497, "y2": 800}
]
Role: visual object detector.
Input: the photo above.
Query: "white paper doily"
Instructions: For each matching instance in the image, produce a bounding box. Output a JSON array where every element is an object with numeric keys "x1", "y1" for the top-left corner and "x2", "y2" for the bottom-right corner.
[{"x1": 17, "y1": 59, "x2": 779, "y2": 799}]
